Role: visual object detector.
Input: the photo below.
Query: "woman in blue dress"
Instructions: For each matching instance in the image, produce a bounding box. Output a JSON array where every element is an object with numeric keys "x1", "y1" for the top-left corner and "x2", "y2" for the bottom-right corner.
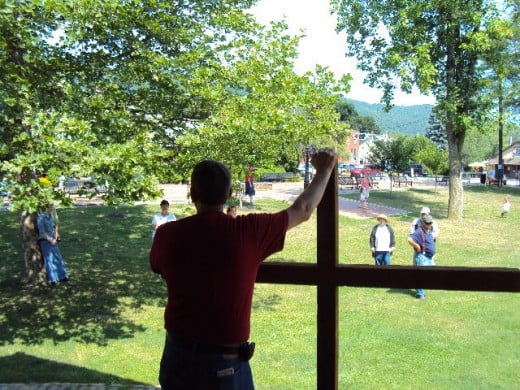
[{"x1": 37, "y1": 204, "x2": 69, "y2": 284}]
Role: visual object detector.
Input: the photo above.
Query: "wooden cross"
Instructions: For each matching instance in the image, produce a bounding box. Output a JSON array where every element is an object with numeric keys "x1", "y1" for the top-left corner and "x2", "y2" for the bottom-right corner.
[{"x1": 256, "y1": 170, "x2": 520, "y2": 389}]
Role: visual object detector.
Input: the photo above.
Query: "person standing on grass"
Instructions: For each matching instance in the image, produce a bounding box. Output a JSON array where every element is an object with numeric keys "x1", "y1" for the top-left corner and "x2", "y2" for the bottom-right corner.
[
  {"x1": 369, "y1": 214, "x2": 395, "y2": 265},
  {"x1": 244, "y1": 165, "x2": 255, "y2": 206},
  {"x1": 407, "y1": 214, "x2": 436, "y2": 299},
  {"x1": 152, "y1": 199, "x2": 176, "y2": 239},
  {"x1": 37, "y1": 204, "x2": 69, "y2": 285},
  {"x1": 150, "y1": 148, "x2": 337, "y2": 389}
]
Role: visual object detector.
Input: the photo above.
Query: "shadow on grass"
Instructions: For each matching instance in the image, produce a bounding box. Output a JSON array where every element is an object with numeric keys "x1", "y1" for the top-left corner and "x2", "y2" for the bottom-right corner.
[
  {"x1": 372, "y1": 188, "x2": 448, "y2": 218},
  {"x1": 0, "y1": 204, "x2": 187, "y2": 347},
  {"x1": 0, "y1": 352, "x2": 152, "y2": 385},
  {"x1": 386, "y1": 288, "x2": 416, "y2": 297}
]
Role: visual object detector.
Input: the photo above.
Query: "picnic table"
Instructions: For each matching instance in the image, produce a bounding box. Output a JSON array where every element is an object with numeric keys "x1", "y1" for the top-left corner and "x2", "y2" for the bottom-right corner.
[
  {"x1": 338, "y1": 176, "x2": 359, "y2": 190},
  {"x1": 392, "y1": 175, "x2": 413, "y2": 187}
]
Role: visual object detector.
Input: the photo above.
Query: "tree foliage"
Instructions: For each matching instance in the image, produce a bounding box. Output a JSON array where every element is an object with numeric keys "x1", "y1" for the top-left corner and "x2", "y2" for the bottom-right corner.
[
  {"x1": 368, "y1": 135, "x2": 413, "y2": 174},
  {"x1": 1, "y1": 1, "x2": 352, "y2": 283},
  {"x1": 332, "y1": 0, "x2": 512, "y2": 219},
  {"x1": 172, "y1": 23, "x2": 351, "y2": 178},
  {"x1": 425, "y1": 106, "x2": 449, "y2": 150},
  {"x1": 335, "y1": 100, "x2": 380, "y2": 134}
]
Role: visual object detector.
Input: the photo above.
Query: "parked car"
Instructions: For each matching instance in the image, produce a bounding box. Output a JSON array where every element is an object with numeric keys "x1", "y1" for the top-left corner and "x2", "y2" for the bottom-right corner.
[
  {"x1": 487, "y1": 169, "x2": 507, "y2": 185},
  {"x1": 338, "y1": 162, "x2": 350, "y2": 174},
  {"x1": 404, "y1": 164, "x2": 428, "y2": 177}
]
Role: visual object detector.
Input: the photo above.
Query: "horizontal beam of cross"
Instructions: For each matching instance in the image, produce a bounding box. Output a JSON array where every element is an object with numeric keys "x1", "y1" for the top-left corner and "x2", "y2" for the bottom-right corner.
[{"x1": 257, "y1": 263, "x2": 520, "y2": 292}]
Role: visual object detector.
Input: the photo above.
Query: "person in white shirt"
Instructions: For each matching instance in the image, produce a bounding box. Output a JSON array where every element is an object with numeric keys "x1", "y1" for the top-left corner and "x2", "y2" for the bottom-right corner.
[
  {"x1": 152, "y1": 199, "x2": 176, "y2": 239},
  {"x1": 369, "y1": 214, "x2": 395, "y2": 265}
]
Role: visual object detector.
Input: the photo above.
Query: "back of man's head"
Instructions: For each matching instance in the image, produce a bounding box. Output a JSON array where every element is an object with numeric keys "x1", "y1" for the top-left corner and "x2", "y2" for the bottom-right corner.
[{"x1": 191, "y1": 160, "x2": 231, "y2": 206}]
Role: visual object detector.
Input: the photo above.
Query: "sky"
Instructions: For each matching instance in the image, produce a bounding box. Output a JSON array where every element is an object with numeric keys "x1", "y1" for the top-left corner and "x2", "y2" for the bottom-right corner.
[{"x1": 249, "y1": 0, "x2": 436, "y2": 106}]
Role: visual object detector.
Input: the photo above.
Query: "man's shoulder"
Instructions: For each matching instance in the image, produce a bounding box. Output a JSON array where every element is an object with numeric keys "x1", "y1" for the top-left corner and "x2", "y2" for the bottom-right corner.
[
  {"x1": 409, "y1": 227, "x2": 421, "y2": 237},
  {"x1": 241, "y1": 210, "x2": 287, "y2": 222}
]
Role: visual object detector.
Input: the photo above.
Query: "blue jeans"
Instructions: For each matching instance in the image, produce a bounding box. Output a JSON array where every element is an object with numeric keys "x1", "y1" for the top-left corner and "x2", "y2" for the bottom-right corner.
[
  {"x1": 39, "y1": 240, "x2": 68, "y2": 283},
  {"x1": 159, "y1": 335, "x2": 254, "y2": 389},
  {"x1": 413, "y1": 252, "x2": 435, "y2": 297},
  {"x1": 374, "y1": 251, "x2": 391, "y2": 265}
]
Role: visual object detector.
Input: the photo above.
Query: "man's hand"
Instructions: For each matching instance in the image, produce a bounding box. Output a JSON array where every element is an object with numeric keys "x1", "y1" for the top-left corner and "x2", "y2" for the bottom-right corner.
[
  {"x1": 287, "y1": 147, "x2": 337, "y2": 230},
  {"x1": 310, "y1": 148, "x2": 337, "y2": 174}
]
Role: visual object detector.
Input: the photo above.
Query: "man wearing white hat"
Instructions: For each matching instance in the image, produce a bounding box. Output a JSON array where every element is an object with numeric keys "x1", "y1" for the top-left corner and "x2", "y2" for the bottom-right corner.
[{"x1": 369, "y1": 214, "x2": 395, "y2": 265}]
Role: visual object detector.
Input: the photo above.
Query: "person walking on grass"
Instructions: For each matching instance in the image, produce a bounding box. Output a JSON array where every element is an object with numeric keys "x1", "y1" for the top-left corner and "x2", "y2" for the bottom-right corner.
[
  {"x1": 407, "y1": 214, "x2": 436, "y2": 299},
  {"x1": 150, "y1": 148, "x2": 337, "y2": 389},
  {"x1": 369, "y1": 214, "x2": 395, "y2": 265},
  {"x1": 409, "y1": 206, "x2": 440, "y2": 240},
  {"x1": 410, "y1": 206, "x2": 440, "y2": 266}
]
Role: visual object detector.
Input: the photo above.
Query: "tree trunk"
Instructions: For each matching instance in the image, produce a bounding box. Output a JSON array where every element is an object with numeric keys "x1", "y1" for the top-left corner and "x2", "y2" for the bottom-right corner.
[
  {"x1": 21, "y1": 212, "x2": 46, "y2": 285},
  {"x1": 447, "y1": 142, "x2": 464, "y2": 219}
]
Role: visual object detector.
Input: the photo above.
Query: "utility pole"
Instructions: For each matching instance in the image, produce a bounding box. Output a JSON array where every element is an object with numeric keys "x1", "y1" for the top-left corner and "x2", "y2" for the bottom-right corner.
[{"x1": 497, "y1": 78, "x2": 504, "y2": 187}]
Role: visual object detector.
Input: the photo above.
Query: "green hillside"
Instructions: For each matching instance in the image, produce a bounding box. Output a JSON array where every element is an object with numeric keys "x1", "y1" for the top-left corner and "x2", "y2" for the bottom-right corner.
[{"x1": 346, "y1": 98, "x2": 433, "y2": 135}]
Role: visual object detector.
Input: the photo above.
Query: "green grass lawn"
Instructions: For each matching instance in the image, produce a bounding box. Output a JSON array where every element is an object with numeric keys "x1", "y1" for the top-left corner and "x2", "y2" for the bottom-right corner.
[{"x1": 0, "y1": 185, "x2": 518, "y2": 388}]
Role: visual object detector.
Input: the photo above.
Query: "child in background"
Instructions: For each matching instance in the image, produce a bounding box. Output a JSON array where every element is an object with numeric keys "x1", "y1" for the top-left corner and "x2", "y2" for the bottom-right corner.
[
  {"x1": 358, "y1": 176, "x2": 370, "y2": 209},
  {"x1": 501, "y1": 195, "x2": 511, "y2": 217},
  {"x1": 226, "y1": 205, "x2": 237, "y2": 218}
]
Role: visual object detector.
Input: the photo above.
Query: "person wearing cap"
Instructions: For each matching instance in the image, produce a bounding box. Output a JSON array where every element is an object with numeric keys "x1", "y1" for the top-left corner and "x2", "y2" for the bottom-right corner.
[
  {"x1": 408, "y1": 214, "x2": 436, "y2": 299},
  {"x1": 152, "y1": 199, "x2": 177, "y2": 239},
  {"x1": 409, "y1": 206, "x2": 440, "y2": 240},
  {"x1": 369, "y1": 214, "x2": 395, "y2": 265}
]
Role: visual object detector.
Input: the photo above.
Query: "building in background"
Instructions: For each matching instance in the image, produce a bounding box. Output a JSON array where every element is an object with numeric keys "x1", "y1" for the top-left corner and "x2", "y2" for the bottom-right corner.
[{"x1": 487, "y1": 141, "x2": 520, "y2": 180}]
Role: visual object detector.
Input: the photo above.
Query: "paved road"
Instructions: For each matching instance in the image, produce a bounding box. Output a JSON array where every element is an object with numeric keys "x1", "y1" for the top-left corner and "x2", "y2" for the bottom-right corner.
[{"x1": 156, "y1": 182, "x2": 408, "y2": 219}]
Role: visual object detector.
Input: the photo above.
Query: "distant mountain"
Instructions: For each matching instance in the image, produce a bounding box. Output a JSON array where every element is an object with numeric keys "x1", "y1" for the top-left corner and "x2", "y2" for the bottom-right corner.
[{"x1": 345, "y1": 98, "x2": 433, "y2": 136}]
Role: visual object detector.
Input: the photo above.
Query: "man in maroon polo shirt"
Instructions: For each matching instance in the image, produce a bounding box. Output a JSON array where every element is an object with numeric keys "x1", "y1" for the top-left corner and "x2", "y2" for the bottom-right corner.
[{"x1": 150, "y1": 148, "x2": 336, "y2": 389}]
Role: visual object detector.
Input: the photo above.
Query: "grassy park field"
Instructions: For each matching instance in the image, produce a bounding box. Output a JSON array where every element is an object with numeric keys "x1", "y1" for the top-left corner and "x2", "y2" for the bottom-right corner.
[{"x1": 0, "y1": 184, "x2": 518, "y2": 388}]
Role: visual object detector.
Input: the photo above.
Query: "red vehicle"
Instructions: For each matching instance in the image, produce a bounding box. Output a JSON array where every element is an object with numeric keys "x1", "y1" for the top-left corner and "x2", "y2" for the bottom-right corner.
[{"x1": 349, "y1": 166, "x2": 380, "y2": 178}]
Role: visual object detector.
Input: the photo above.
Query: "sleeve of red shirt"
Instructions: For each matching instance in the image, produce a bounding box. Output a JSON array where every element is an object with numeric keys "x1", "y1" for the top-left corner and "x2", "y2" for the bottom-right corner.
[
  {"x1": 250, "y1": 210, "x2": 289, "y2": 260},
  {"x1": 150, "y1": 224, "x2": 168, "y2": 274}
]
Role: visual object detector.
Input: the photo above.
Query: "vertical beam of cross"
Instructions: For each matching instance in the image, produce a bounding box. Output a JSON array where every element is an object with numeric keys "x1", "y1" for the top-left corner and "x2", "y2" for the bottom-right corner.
[{"x1": 316, "y1": 167, "x2": 339, "y2": 389}]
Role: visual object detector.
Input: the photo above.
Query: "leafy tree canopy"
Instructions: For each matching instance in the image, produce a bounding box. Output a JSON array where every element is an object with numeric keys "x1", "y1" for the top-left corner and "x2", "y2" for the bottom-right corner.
[
  {"x1": 335, "y1": 100, "x2": 380, "y2": 134},
  {"x1": 1, "y1": 0, "x2": 351, "y2": 284},
  {"x1": 332, "y1": 0, "x2": 513, "y2": 219}
]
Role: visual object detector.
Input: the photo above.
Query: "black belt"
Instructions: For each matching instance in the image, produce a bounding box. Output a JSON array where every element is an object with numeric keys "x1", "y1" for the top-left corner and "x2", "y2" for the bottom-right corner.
[{"x1": 166, "y1": 333, "x2": 255, "y2": 360}]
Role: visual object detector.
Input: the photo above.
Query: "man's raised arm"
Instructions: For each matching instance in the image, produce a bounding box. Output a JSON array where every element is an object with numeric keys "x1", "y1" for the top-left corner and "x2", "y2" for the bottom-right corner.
[{"x1": 286, "y1": 148, "x2": 337, "y2": 230}]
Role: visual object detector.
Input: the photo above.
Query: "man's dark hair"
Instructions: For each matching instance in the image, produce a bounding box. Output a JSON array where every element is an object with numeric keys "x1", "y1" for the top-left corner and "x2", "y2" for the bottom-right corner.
[{"x1": 191, "y1": 160, "x2": 231, "y2": 205}]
